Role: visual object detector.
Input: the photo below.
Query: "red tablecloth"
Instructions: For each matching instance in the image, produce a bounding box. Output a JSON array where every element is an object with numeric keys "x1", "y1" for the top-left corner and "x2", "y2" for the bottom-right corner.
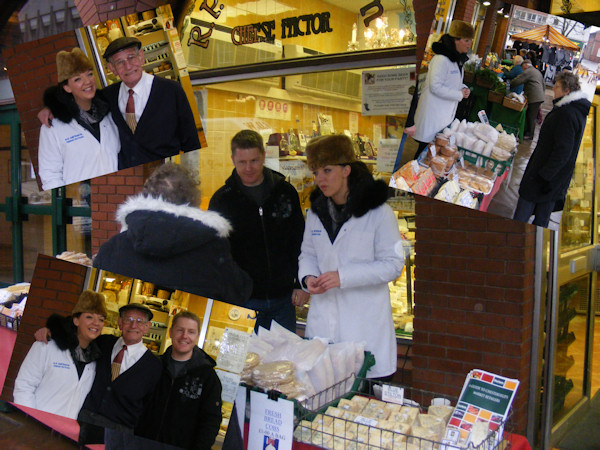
[
  {"x1": 479, "y1": 169, "x2": 509, "y2": 212},
  {"x1": 0, "y1": 325, "x2": 17, "y2": 393}
]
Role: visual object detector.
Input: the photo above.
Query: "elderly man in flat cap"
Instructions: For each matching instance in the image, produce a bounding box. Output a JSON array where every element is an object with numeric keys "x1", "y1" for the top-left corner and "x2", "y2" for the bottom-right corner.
[{"x1": 41, "y1": 37, "x2": 201, "y2": 170}]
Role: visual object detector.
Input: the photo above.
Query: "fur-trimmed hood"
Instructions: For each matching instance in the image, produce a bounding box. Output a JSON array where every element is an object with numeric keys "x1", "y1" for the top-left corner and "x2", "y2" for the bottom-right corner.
[
  {"x1": 43, "y1": 84, "x2": 110, "y2": 124},
  {"x1": 309, "y1": 161, "x2": 389, "y2": 218},
  {"x1": 116, "y1": 194, "x2": 233, "y2": 258},
  {"x1": 554, "y1": 89, "x2": 589, "y2": 109}
]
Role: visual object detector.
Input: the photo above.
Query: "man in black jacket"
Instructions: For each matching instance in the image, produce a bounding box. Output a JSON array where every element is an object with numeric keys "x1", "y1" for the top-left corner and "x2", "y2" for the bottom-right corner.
[
  {"x1": 209, "y1": 130, "x2": 309, "y2": 332},
  {"x1": 136, "y1": 311, "x2": 222, "y2": 449}
]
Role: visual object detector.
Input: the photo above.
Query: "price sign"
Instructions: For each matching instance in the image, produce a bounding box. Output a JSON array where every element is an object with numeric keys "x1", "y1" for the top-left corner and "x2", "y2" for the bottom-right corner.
[{"x1": 382, "y1": 384, "x2": 405, "y2": 405}]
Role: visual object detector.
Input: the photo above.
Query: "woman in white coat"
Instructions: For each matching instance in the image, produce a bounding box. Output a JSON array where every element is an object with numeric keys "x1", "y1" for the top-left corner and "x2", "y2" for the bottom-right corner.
[
  {"x1": 38, "y1": 48, "x2": 119, "y2": 191},
  {"x1": 13, "y1": 291, "x2": 106, "y2": 419},
  {"x1": 408, "y1": 20, "x2": 474, "y2": 159},
  {"x1": 298, "y1": 135, "x2": 404, "y2": 379}
]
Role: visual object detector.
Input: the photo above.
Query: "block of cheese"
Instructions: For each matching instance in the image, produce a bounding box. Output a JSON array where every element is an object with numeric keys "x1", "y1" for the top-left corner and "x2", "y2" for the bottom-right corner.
[
  {"x1": 293, "y1": 420, "x2": 313, "y2": 443},
  {"x1": 417, "y1": 414, "x2": 446, "y2": 437},
  {"x1": 337, "y1": 398, "x2": 361, "y2": 412},
  {"x1": 428, "y1": 404, "x2": 454, "y2": 423},
  {"x1": 389, "y1": 405, "x2": 420, "y2": 426},
  {"x1": 325, "y1": 406, "x2": 344, "y2": 418},
  {"x1": 350, "y1": 395, "x2": 370, "y2": 411}
]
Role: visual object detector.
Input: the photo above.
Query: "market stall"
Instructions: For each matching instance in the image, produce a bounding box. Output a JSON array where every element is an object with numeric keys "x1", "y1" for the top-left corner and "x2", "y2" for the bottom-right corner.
[{"x1": 390, "y1": 118, "x2": 519, "y2": 212}]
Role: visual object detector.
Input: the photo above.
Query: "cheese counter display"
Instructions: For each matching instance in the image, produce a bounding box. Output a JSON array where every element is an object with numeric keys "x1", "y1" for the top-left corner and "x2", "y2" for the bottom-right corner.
[{"x1": 391, "y1": 119, "x2": 518, "y2": 213}]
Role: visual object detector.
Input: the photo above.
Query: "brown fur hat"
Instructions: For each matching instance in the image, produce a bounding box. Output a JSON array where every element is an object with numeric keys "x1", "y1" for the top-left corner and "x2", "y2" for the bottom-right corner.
[
  {"x1": 448, "y1": 20, "x2": 474, "y2": 40},
  {"x1": 57, "y1": 48, "x2": 93, "y2": 83},
  {"x1": 72, "y1": 290, "x2": 108, "y2": 317},
  {"x1": 306, "y1": 135, "x2": 356, "y2": 171}
]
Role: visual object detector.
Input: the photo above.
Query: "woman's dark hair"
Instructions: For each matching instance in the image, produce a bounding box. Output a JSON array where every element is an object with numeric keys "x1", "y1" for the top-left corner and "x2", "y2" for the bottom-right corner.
[
  {"x1": 555, "y1": 72, "x2": 580, "y2": 93},
  {"x1": 142, "y1": 163, "x2": 201, "y2": 206}
]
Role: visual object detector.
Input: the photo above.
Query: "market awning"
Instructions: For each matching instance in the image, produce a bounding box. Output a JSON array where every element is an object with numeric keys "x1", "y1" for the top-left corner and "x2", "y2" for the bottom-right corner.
[{"x1": 510, "y1": 25, "x2": 580, "y2": 51}]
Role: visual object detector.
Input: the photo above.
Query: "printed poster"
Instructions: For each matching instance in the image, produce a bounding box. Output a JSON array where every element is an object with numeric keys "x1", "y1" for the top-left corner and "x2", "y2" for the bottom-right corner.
[
  {"x1": 443, "y1": 369, "x2": 519, "y2": 448},
  {"x1": 248, "y1": 391, "x2": 294, "y2": 450},
  {"x1": 362, "y1": 67, "x2": 416, "y2": 116}
]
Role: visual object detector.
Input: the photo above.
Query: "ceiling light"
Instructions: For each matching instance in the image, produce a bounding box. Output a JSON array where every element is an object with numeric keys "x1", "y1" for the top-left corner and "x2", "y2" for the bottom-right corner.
[{"x1": 483, "y1": 1, "x2": 491, "y2": 5}]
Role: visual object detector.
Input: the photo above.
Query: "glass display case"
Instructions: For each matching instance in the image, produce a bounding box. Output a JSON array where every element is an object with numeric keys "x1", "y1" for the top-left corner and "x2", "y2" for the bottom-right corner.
[{"x1": 560, "y1": 107, "x2": 595, "y2": 252}]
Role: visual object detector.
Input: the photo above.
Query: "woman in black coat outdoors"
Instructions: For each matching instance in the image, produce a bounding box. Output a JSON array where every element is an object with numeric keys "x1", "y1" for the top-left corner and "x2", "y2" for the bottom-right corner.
[{"x1": 513, "y1": 72, "x2": 591, "y2": 227}]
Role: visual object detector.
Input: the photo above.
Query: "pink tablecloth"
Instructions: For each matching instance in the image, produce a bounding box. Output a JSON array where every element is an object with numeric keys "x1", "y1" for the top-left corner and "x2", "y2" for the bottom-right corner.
[
  {"x1": 479, "y1": 170, "x2": 509, "y2": 212},
  {"x1": 0, "y1": 325, "x2": 17, "y2": 394}
]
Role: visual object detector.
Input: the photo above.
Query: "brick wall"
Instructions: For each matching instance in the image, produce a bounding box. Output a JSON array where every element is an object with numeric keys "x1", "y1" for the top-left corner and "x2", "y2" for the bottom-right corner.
[
  {"x1": 90, "y1": 161, "x2": 161, "y2": 255},
  {"x1": 491, "y1": 15, "x2": 510, "y2": 56},
  {"x1": 453, "y1": 0, "x2": 477, "y2": 23},
  {"x1": 1, "y1": 254, "x2": 88, "y2": 402},
  {"x1": 413, "y1": 196, "x2": 536, "y2": 435},
  {"x1": 2, "y1": 31, "x2": 79, "y2": 185},
  {"x1": 74, "y1": 0, "x2": 166, "y2": 26}
]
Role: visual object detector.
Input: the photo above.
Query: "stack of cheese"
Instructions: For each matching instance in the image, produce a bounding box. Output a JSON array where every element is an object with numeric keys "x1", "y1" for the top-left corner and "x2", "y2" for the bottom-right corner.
[{"x1": 294, "y1": 395, "x2": 455, "y2": 449}]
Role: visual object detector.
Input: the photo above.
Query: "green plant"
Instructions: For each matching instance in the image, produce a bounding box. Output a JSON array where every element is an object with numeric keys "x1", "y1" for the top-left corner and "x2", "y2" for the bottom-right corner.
[{"x1": 493, "y1": 80, "x2": 507, "y2": 94}]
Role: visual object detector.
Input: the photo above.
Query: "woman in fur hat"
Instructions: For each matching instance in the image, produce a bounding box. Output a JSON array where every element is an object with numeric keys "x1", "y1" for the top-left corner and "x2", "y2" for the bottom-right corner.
[
  {"x1": 38, "y1": 48, "x2": 119, "y2": 190},
  {"x1": 408, "y1": 20, "x2": 474, "y2": 159},
  {"x1": 298, "y1": 135, "x2": 405, "y2": 379},
  {"x1": 13, "y1": 290, "x2": 106, "y2": 419}
]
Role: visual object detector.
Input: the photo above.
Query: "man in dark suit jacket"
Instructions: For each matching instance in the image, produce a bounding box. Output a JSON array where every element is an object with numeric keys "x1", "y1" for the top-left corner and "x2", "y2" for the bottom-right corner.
[{"x1": 102, "y1": 37, "x2": 201, "y2": 169}]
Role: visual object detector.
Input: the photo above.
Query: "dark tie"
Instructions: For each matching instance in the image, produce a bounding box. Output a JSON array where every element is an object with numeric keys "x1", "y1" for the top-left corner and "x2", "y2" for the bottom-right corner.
[
  {"x1": 111, "y1": 345, "x2": 126, "y2": 381},
  {"x1": 125, "y1": 89, "x2": 137, "y2": 133}
]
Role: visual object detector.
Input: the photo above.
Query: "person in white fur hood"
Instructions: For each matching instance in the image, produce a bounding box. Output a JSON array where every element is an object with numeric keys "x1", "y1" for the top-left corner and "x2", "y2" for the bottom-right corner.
[
  {"x1": 513, "y1": 72, "x2": 591, "y2": 227},
  {"x1": 93, "y1": 163, "x2": 252, "y2": 305}
]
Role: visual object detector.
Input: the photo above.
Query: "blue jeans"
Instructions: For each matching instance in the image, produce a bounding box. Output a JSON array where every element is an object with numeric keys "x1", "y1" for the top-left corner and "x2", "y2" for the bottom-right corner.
[{"x1": 244, "y1": 294, "x2": 296, "y2": 333}]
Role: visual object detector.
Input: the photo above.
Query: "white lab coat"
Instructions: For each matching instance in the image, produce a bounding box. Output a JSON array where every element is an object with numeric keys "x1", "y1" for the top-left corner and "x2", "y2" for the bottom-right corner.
[
  {"x1": 298, "y1": 203, "x2": 404, "y2": 378},
  {"x1": 413, "y1": 54, "x2": 465, "y2": 144},
  {"x1": 38, "y1": 114, "x2": 119, "y2": 191},
  {"x1": 13, "y1": 341, "x2": 96, "y2": 419}
]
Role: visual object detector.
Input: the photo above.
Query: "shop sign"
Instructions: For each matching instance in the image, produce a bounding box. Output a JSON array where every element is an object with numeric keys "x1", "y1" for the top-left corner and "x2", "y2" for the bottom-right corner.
[
  {"x1": 249, "y1": 391, "x2": 294, "y2": 450},
  {"x1": 361, "y1": 67, "x2": 416, "y2": 116}
]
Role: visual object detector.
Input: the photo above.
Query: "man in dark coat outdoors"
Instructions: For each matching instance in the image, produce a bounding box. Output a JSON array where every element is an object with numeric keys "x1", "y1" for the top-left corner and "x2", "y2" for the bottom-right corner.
[
  {"x1": 509, "y1": 59, "x2": 546, "y2": 140},
  {"x1": 513, "y1": 71, "x2": 591, "y2": 227}
]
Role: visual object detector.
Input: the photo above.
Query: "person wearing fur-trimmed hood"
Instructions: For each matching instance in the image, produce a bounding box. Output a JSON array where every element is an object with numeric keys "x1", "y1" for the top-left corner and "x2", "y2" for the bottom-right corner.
[
  {"x1": 38, "y1": 48, "x2": 119, "y2": 190},
  {"x1": 93, "y1": 163, "x2": 252, "y2": 305},
  {"x1": 513, "y1": 72, "x2": 591, "y2": 227},
  {"x1": 298, "y1": 135, "x2": 405, "y2": 379}
]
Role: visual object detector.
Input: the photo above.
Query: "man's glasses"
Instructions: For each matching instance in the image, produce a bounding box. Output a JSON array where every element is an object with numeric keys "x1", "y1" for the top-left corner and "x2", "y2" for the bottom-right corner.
[
  {"x1": 122, "y1": 316, "x2": 148, "y2": 325},
  {"x1": 111, "y1": 52, "x2": 142, "y2": 69}
]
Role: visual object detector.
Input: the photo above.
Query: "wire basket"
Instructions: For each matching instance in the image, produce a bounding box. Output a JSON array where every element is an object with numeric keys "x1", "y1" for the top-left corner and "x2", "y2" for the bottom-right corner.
[
  {"x1": 294, "y1": 377, "x2": 514, "y2": 450},
  {"x1": 488, "y1": 120, "x2": 519, "y2": 140},
  {"x1": 458, "y1": 146, "x2": 514, "y2": 177}
]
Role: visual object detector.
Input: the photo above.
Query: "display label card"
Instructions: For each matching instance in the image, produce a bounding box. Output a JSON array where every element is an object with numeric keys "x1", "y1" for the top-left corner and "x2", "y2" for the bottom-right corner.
[
  {"x1": 248, "y1": 391, "x2": 294, "y2": 450},
  {"x1": 354, "y1": 415, "x2": 379, "y2": 427},
  {"x1": 216, "y1": 328, "x2": 251, "y2": 374},
  {"x1": 349, "y1": 112, "x2": 359, "y2": 134},
  {"x1": 377, "y1": 139, "x2": 401, "y2": 173},
  {"x1": 430, "y1": 144, "x2": 437, "y2": 157},
  {"x1": 361, "y1": 67, "x2": 416, "y2": 115},
  {"x1": 477, "y1": 110, "x2": 489, "y2": 125},
  {"x1": 382, "y1": 384, "x2": 405, "y2": 405},
  {"x1": 215, "y1": 369, "x2": 241, "y2": 404}
]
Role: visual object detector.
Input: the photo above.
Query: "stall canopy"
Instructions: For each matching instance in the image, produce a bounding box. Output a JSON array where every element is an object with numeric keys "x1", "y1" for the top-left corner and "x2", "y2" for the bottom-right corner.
[{"x1": 510, "y1": 25, "x2": 580, "y2": 51}]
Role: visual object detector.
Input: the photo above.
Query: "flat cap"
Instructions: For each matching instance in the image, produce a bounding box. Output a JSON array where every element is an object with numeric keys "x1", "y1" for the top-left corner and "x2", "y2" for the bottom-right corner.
[
  {"x1": 119, "y1": 303, "x2": 153, "y2": 321},
  {"x1": 104, "y1": 36, "x2": 142, "y2": 60}
]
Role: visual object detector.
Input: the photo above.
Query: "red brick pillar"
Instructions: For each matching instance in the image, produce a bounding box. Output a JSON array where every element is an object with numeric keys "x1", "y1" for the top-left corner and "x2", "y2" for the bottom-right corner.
[
  {"x1": 491, "y1": 15, "x2": 510, "y2": 56},
  {"x1": 74, "y1": 0, "x2": 164, "y2": 26},
  {"x1": 90, "y1": 166, "x2": 146, "y2": 255},
  {"x1": 476, "y1": 0, "x2": 501, "y2": 56},
  {"x1": 2, "y1": 31, "x2": 79, "y2": 183},
  {"x1": 413, "y1": 196, "x2": 536, "y2": 435},
  {"x1": 414, "y1": 0, "x2": 438, "y2": 65},
  {"x1": 1, "y1": 254, "x2": 88, "y2": 402},
  {"x1": 454, "y1": 0, "x2": 477, "y2": 22}
]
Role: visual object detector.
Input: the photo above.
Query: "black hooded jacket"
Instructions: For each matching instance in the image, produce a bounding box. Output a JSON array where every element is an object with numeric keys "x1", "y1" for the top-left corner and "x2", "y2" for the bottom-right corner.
[
  {"x1": 93, "y1": 195, "x2": 252, "y2": 305},
  {"x1": 208, "y1": 168, "x2": 305, "y2": 300},
  {"x1": 135, "y1": 346, "x2": 222, "y2": 450},
  {"x1": 310, "y1": 161, "x2": 389, "y2": 243},
  {"x1": 518, "y1": 90, "x2": 591, "y2": 205}
]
